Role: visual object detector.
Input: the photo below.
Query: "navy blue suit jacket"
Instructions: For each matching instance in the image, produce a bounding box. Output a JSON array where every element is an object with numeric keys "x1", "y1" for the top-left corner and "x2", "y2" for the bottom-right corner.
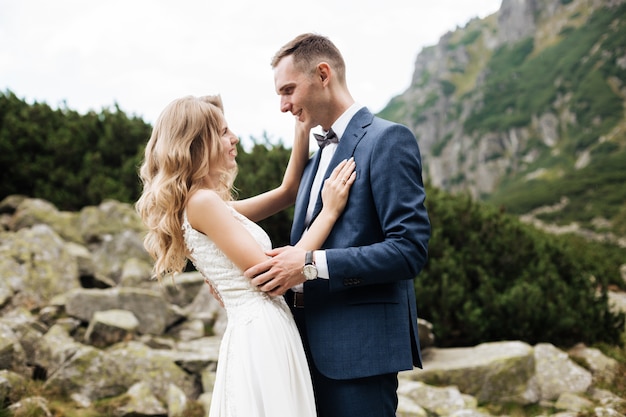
[{"x1": 290, "y1": 107, "x2": 430, "y2": 380}]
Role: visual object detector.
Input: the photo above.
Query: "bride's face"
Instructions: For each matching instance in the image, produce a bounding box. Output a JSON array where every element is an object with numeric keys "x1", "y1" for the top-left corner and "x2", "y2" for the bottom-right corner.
[{"x1": 213, "y1": 116, "x2": 239, "y2": 172}]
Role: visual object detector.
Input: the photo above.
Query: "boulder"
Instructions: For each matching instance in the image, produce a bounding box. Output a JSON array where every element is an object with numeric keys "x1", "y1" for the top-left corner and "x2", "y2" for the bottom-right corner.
[
  {"x1": 534, "y1": 343, "x2": 592, "y2": 401},
  {"x1": 402, "y1": 341, "x2": 538, "y2": 404}
]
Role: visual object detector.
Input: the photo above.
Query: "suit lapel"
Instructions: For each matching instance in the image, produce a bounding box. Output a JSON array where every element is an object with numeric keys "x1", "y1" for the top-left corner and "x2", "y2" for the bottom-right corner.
[
  {"x1": 291, "y1": 150, "x2": 322, "y2": 244},
  {"x1": 309, "y1": 108, "x2": 373, "y2": 223}
]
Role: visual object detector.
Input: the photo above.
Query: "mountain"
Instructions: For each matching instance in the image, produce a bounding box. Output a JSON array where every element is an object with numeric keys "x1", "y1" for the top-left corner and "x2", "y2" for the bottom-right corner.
[{"x1": 379, "y1": 0, "x2": 626, "y2": 240}]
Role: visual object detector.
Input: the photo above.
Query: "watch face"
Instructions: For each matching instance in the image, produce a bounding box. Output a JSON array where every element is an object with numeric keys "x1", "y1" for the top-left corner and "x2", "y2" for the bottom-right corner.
[{"x1": 303, "y1": 265, "x2": 317, "y2": 280}]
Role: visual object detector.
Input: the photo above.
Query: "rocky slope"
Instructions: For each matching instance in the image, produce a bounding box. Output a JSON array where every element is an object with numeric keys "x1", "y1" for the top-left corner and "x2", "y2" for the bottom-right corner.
[
  {"x1": 381, "y1": 0, "x2": 626, "y2": 216},
  {"x1": 0, "y1": 196, "x2": 624, "y2": 416}
]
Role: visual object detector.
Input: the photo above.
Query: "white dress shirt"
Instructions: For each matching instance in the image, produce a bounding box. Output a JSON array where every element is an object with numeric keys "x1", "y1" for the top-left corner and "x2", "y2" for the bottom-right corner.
[{"x1": 300, "y1": 102, "x2": 363, "y2": 283}]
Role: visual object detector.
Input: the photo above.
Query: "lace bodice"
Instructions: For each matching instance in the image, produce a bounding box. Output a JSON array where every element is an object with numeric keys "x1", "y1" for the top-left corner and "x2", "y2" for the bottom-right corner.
[{"x1": 182, "y1": 205, "x2": 286, "y2": 322}]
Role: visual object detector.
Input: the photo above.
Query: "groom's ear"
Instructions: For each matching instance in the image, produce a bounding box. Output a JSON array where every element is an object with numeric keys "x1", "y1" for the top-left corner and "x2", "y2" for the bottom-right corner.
[{"x1": 317, "y1": 62, "x2": 331, "y2": 85}]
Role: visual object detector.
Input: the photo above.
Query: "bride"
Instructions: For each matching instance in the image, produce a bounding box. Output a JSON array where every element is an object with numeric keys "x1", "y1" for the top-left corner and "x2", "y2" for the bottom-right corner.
[{"x1": 136, "y1": 95, "x2": 356, "y2": 416}]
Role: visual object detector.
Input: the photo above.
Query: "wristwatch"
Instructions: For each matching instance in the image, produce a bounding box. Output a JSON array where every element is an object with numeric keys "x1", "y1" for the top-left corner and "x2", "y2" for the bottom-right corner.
[{"x1": 303, "y1": 250, "x2": 318, "y2": 280}]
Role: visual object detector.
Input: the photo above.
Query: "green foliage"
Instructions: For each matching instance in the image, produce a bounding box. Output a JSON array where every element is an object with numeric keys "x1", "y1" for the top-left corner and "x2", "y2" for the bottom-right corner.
[
  {"x1": 465, "y1": 5, "x2": 625, "y2": 138},
  {"x1": 488, "y1": 149, "x2": 626, "y2": 232},
  {"x1": 414, "y1": 68, "x2": 432, "y2": 88},
  {"x1": 464, "y1": 37, "x2": 535, "y2": 132},
  {"x1": 569, "y1": 72, "x2": 622, "y2": 152},
  {"x1": 0, "y1": 90, "x2": 300, "y2": 247},
  {"x1": 376, "y1": 95, "x2": 409, "y2": 126},
  {"x1": 0, "y1": 90, "x2": 150, "y2": 210},
  {"x1": 234, "y1": 136, "x2": 294, "y2": 247},
  {"x1": 613, "y1": 203, "x2": 626, "y2": 237},
  {"x1": 448, "y1": 29, "x2": 482, "y2": 50},
  {"x1": 418, "y1": 186, "x2": 624, "y2": 347},
  {"x1": 562, "y1": 236, "x2": 626, "y2": 288},
  {"x1": 432, "y1": 133, "x2": 453, "y2": 157},
  {"x1": 410, "y1": 92, "x2": 439, "y2": 126},
  {"x1": 440, "y1": 80, "x2": 456, "y2": 97}
]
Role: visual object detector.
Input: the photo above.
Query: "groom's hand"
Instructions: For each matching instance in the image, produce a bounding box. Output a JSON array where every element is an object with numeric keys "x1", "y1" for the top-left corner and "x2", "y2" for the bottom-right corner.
[{"x1": 245, "y1": 246, "x2": 307, "y2": 296}]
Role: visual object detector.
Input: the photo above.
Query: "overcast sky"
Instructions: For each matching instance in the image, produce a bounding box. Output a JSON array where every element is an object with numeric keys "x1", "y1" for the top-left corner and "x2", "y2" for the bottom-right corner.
[{"x1": 0, "y1": 0, "x2": 501, "y2": 146}]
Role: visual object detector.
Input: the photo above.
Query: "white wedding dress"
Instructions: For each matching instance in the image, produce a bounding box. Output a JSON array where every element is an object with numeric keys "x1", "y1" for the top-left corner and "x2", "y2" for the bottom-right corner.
[{"x1": 183, "y1": 206, "x2": 316, "y2": 417}]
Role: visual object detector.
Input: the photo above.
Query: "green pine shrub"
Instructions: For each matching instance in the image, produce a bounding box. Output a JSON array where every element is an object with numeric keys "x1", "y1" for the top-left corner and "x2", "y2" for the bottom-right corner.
[
  {"x1": 418, "y1": 186, "x2": 625, "y2": 348},
  {"x1": 0, "y1": 90, "x2": 151, "y2": 211}
]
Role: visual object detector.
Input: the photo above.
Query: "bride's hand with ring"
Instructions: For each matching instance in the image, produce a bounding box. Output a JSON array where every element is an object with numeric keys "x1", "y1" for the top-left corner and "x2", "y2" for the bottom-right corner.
[{"x1": 320, "y1": 158, "x2": 356, "y2": 219}]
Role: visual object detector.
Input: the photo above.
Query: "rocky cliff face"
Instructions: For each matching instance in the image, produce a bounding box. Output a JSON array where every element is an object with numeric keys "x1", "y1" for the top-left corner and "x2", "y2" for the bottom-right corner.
[{"x1": 383, "y1": 0, "x2": 626, "y2": 200}]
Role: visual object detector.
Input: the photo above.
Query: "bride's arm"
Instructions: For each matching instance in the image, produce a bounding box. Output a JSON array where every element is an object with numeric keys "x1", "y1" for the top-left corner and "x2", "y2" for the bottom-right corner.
[
  {"x1": 231, "y1": 120, "x2": 311, "y2": 222},
  {"x1": 294, "y1": 158, "x2": 356, "y2": 250},
  {"x1": 186, "y1": 160, "x2": 354, "y2": 277},
  {"x1": 187, "y1": 189, "x2": 268, "y2": 272}
]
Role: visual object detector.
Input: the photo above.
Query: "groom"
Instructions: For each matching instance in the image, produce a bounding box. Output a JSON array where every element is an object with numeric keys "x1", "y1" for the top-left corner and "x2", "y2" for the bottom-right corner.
[{"x1": 246, "y1": 33, "x2": 430, "y2": 417}]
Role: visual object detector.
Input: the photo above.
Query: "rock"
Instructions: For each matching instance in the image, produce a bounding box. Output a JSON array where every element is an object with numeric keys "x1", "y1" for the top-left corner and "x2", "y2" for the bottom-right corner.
[
  {"x1": 197, "y1": 392, "x2": 213, "y2": 417},
  {"x1": 497, "y1": 0, "x2": 537, "y2": 45},
  {"x1": 402, "y1": 341, "x2": 538, "y2": 404},
  {"x1": 608, "y1": 291, "x2": 626, "y2": 319},
  {"x1": 0, "y1": 195, "x2": 28, "y2": 214},
  {"x1": 0, "y1": 322, "x2": 28, "y2": 376},
  {"x1": 161, "y1": 271, "x2": 205, "y2": 307},
  {"x1": 0, "y1": 196, "x2": 623, "y2": 416},
  {"x1": 183, "y1": 283, "x2": 223, "y2": 335},
  {"x1": 37, "y1": 330, "x2": 199, "y2": 402},
  {"x1": 555, "y1": 392, "x2": 595, "y2": 412},
  {"x1": 90, "y1": 230, "x2": 153, "y2": 282},
  {"x1": 590, "y1": 387, "x2": 626, "y2": 409},
  {"x1": 65, "y1": 241, "x2": 96, "y2": 279},
  {"x1": 0, "y1": 224, "x2": 81, "y2": 307},
  {"x1": 397, "y1": 389, "x2": 428, "y2": 417},
  {"x1": 70, "y1": 392, "x2": 92, "y2": 408},
  {"x1": 0, "y1": 273, "x2": 13, "y2": 307},
  {"x1": 8, "y1": 396, "x2": 52, "y2": 416},
  {"x1": 418, "y1": 318, "x2": 435, "y2": 348},
  {"x1": 106, "y1": 342, "x2": 201, "y2": 400},
  {"x1": 167, "y1": 318, "x2": 206, "y2": 342},
  {"x1": 117, "y1": 381, "x2": 167, "y2": 416},
  {"x1": 398, "y1": 380, "x2": 478, "y2": 416},
  {"x1": 172, "y1": 336, "x2": 221, "y2": 374},
  {"x1": 34, "y1": 324, "x2": 88, "y2": 379},
  {"x1": 0, "y1": 370, "x2": 27, "y2": 405},
  {"x1": 568, "y1": 343, "x2": 620, "y2": 384},
  {"x1": 65, "y1": 287, "x2": 183, "y2": 335},
  {"x1": 166, "y1": 383, "x2": 188, "y2": 417},
  {"x1": 11, "y1": 198, "x2": 82, "y2": 244},
  {"x1": 78, "y1": 199, "x2": 146, "y2": 243},
  {"x1": 84, "y1": 309, "x2": 139, "y2": 348},
  {"x1": 11, "y1": 319, "x2": 45, "y2": 365},
  {"x1": 119, "y1": 257, "x2": 154, "y2": 288},
  {"x1": 534, "y1": 343, "x2": 593, "y2": 401}
]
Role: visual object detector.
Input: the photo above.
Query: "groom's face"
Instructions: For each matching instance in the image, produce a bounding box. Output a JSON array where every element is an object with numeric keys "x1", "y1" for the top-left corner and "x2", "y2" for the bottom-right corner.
[{"x1": 274, "y1": 55, "x2": 324, "y2": 127}]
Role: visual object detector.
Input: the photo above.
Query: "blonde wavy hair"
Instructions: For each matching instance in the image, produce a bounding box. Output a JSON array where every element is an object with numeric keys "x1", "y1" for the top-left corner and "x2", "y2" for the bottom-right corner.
[{"x1": 136, "y1": 95, "x2": 237, "y2": 280}]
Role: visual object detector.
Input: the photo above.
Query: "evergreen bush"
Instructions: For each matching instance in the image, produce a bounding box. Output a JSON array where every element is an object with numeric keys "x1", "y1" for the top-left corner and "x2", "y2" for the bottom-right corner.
[
  {"x1": 0, "y1": 90, "x2": 151, "y2": 210},
  {"x1": 418, "y1": 187, "x2": 625, "y2": 347}
]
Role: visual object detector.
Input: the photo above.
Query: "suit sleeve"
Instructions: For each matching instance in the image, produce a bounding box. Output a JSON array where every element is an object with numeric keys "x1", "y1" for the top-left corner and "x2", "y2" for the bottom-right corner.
[{"x1": 324, "y1": 123, "x2": 430, "y2": 290}]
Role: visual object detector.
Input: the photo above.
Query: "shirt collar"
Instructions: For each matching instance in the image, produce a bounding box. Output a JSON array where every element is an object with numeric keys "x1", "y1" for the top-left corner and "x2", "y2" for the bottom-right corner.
[{"x1": 327, "y1": 102, "x2": 364, "y2": 140}]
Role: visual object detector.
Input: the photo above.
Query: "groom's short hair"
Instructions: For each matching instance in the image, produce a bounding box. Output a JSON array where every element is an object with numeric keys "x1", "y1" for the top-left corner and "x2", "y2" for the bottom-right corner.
[{"x1": 271, "y1": 33, "x2": 346, "y2": 83}]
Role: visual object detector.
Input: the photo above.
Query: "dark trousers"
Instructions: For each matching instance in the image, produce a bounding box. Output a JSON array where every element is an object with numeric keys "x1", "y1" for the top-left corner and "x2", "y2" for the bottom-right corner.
[{"x1": 290, "y1": 298, "x2": 399, "y2": 417}]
